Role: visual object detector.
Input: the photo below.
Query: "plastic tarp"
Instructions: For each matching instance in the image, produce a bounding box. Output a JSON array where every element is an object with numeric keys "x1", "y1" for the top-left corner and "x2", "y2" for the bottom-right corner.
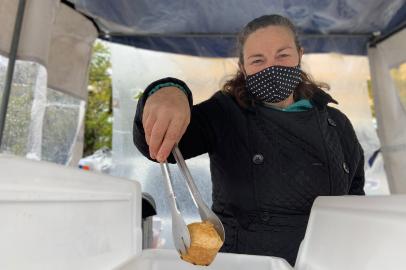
[
  {"x1": 110, "y1": 42, "x2": 389, "y2": 248},
  {"x1": 0, "y1": 1, "x2": 97, "y2": 100},
  {"x1": 0, "y1": 0, "x2": 58, "y2": 66},
  {"x1": 368, "y1": 28, "x2": 406, "y2": 193},
  {"x1": 0, "y1": 1, "x2": 97, "y2": 165},
  {"x1": 47, "y1": 3, "x2": 97, "y2": 100},
  {"x1": 69, "y1": 0, "x2": 406, "y2": 57}
]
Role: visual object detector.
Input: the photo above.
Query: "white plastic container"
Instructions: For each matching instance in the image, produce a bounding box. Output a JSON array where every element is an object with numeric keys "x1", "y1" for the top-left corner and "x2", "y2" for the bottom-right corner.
[
  {"x1": 295, "y1": 195, "x2": 406, "y2": 270},
  {"x1": 0, "y1": 154, "x2": 142, "y2": 270},
  {"x1": 113, "y1": 249, "x2": 293, "y2": 270}
]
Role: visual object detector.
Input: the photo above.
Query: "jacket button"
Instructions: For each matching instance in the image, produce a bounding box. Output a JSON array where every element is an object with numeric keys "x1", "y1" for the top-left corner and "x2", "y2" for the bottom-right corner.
[
  {"x1": 327, "y1": 118, "x2": 337, "y2": 127},
  {"x1": 252, "y1": 154, "x2": 264, "y2": 165},
  {"x1": 260, "y1": 211, "x2": 270, "y2": 222},
  {"x1": 343, "y1": 162, "x2": 350, "y2": 174}
]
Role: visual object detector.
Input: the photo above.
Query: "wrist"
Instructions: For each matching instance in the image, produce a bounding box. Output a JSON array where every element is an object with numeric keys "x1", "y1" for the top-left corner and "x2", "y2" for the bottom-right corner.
[{"x1": 148, "y1": 82, "x2": 187, "y2": 97}]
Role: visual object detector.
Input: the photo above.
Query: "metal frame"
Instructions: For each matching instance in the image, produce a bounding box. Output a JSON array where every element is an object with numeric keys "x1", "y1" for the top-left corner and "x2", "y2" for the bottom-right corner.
[{"x1": 0, "y1": 0, "x2": 27, "y2": 147}]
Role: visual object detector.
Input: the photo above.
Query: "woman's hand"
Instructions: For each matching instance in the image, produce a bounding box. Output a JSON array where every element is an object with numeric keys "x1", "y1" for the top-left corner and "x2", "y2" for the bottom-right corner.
[{"x1": 142, "y1": 87, "x2": 190, "y2": 162}]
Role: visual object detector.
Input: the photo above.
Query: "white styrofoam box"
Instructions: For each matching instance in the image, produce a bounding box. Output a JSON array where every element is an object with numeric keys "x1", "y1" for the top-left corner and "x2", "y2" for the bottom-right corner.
[
  {"x1": 0, "y1": 154, "x2": 142, "y2": 270},
  {"x1": 113, "y1": 249, "x2": 293, "y2": 270},
  {"x1": 295, "y1": 195, "x2": 406, "y2": 270}
]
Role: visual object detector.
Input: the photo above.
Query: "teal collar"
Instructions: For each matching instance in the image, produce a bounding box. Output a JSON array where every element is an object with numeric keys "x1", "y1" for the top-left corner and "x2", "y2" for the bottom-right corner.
[{"x1": 262, "y1": 99, "x2": 313, "y2": 112}]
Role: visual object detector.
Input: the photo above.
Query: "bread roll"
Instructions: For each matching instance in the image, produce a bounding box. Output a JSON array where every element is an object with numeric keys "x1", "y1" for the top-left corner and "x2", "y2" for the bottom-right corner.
[{"x1": 181, "y1": 221, "x2": 223, "y2": 266}]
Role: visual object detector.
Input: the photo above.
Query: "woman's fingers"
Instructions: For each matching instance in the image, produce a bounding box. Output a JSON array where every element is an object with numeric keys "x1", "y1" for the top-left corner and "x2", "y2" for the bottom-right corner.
[
  {"x1": 156, "y1": 118, "x2": 185, "y2": 162},
  {"x1": 143, "y1": 113, "x2": 155, "y2": 146},
  {"x1": 180, "y1": 117, "x2": 190, "y2": 138},
  {"x1": 148, "y1": 116, "x2": 170, "y2": 160}
]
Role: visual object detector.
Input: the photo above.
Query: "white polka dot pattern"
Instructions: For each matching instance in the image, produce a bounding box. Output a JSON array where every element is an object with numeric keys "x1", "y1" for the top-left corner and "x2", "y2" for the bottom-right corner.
[{"x1": 246, "y1": 65, "x2": 302, "y2": 103}]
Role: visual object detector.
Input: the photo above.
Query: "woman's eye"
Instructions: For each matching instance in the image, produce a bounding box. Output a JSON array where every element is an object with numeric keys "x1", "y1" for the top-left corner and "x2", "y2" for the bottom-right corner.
[
  {"x1": 252, "y1": 59, "x2": 263, "y2": 64},
  {"x1": 279, "y1": 54, "x2": 290, "y2": 58}
]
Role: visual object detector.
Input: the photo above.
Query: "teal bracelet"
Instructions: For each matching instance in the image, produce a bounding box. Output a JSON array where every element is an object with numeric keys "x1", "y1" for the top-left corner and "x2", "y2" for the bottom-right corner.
[{"x1": 148, "y1": 82, "x2": 187, "y2": 96}]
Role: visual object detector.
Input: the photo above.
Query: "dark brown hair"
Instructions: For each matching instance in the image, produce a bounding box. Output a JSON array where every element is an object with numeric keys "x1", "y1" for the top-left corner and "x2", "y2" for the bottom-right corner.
[{"x1": 222, "y1": 14, "x2": 329, "y2": 107}]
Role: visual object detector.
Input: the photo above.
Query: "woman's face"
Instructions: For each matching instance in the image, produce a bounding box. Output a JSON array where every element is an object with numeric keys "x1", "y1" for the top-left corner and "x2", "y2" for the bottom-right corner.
[{"x1": 242, "y1": 25, "x2": 302, "y2": 76}]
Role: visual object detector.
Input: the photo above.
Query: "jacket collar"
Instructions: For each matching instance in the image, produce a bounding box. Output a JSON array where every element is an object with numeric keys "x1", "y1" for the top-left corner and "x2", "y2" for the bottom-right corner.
[
  {"x1": 245, "y1": 90, "x2": 337, "y2": 113},
  {"x1": 310, "y1": 90, "x2": 338, "y2": 110}
]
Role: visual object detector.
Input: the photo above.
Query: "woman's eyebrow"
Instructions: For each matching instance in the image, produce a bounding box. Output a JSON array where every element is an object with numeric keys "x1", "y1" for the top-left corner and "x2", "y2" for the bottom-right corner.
[
  {"x1": 277, "y1": 46, "x2": 293, "y2": 53},
  {"x1": 247, "y1": 53, "x2": 264, "y2": 59},
  {"x1": 247, "y1": 46, "x2": 293, "y2": 59}
]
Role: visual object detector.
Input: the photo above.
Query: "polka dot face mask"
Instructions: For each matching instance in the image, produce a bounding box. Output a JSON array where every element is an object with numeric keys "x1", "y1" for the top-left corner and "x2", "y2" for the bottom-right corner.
[{"x1": 245, "y1": 65, "x2": 302, "y2": 103}]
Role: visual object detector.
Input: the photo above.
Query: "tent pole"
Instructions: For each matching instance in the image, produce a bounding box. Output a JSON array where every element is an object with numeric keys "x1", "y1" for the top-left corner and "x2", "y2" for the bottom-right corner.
[
  {"x1": 369, "y1": 21, "x2": 406, "y2": 47},
  {"x1": 0, "y1": 0, "x2": 27, "y2": 148}
]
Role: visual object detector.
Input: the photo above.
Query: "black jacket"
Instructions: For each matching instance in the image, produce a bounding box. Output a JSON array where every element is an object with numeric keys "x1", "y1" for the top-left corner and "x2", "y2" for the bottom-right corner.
[{"x1": 133, "y1": 77, "x2": 365, "y2": 266}]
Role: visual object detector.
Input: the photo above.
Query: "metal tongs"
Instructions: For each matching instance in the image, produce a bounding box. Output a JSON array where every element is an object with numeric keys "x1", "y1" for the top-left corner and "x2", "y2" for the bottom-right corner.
[{"x1": 160, "y1": 145, "x2": 225, "y2": 255}]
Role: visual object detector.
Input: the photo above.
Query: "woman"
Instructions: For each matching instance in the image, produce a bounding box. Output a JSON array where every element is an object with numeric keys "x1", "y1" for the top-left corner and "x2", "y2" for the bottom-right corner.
[{"x1": 133, "y1": 14, "x2": 365, "y2": 266}]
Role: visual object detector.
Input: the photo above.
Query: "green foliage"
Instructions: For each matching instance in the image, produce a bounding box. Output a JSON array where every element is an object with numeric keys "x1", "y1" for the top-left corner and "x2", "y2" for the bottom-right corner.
[
  {"x1": 0, "y1": 61, "x2": 38, "y2": 155},
  {"x1": 84, "y1": 41, "x2": 112, "y2": 156},
  {"x1": 134, "y1": 91, "x2": 144, "y2": 100},
  {"x1": 0, "y1": 84, "x2": 33, "y2": 155},
  {"x1": 366, "y1": 79, "x2": 375, "y2": 118},
  {"x1": 390, "y1": 63, "x2": 406, "y2": 110}
]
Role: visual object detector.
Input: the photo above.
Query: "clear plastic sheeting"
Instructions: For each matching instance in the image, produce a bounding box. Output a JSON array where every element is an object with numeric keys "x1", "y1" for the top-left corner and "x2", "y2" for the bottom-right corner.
[
  {"x1": 68, "y1": 0, "x2": 406, "y2": 56},
  {"x1": 0, "y1": 55, "x2": 84, "y2": 165},
  {"x1": 368, "y1": 28, "x2": 406, "y2": 194},
  {"x1": 110, "y1": 43, "x2": 389, "y2": 248},
  {"x1": 41, "y1": 89, "x2": 85, "y2": 164},
  {"x1": 0, "y1": 57, "x2": 35, "y2": 157}
]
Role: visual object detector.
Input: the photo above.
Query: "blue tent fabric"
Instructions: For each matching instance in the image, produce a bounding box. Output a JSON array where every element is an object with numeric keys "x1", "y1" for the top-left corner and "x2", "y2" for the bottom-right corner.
[
  {"x1": 69, "y1": 0, "x2": 406, "y2": 56},
  {"x1": 108, "y1": 35, "x2": 370, "y2": 57},
  {"x1": 382, "y1": 2, "x2": 406, "y2": 35}
]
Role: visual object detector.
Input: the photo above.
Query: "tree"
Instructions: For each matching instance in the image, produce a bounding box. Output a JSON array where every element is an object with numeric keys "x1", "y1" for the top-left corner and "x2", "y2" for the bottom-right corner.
[{"x1": 84, "y1": 41, "x2": 112, "y2": 156}]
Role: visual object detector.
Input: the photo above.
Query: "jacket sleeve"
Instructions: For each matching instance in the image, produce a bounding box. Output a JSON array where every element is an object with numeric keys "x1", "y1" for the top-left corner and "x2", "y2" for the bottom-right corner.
[
  {"x1": 342, "y1": 111, "x2": 365, "y2": 195},
  {"x1": 133, "y1": 77, "x2": 228, "y2": 163},
  {"x1": 328, "y1": 106, "x2": 366, "y2": 195},
  {"x1": 348, "y1": 142, "x2": 366, "y2": 195}
]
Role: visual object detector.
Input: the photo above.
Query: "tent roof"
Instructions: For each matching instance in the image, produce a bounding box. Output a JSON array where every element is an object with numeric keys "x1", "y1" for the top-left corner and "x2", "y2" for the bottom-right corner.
[{"x1": 67, "y1": 0, "x2": 406, "y2": 57}]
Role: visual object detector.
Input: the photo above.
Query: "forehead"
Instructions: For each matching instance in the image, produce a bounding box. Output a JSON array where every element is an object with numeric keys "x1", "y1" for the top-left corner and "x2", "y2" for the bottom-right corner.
[{"x1": 243, "y1": 25, "x2": 295, "y2": 55}]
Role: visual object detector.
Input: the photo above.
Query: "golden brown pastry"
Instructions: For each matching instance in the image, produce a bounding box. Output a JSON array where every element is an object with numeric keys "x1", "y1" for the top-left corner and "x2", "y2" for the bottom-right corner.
[{"x1": 181, "y1": 221, "x2": 223, "y2": 266}]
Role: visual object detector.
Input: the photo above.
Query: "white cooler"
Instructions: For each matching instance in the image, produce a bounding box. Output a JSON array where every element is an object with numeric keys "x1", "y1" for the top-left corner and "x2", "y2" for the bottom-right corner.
[
  {"x1": 295, "y1": 195, "x2": 406, "y2": 270},
  {"x1": 113, "y1": 249, "x2": 292, "y2": 270},
  {"x1": 0, "y1": 154, "x2": 141, "y2": 270},
  {"x1": 1, "y1": 154, "x2": 405, "y2": 270}
]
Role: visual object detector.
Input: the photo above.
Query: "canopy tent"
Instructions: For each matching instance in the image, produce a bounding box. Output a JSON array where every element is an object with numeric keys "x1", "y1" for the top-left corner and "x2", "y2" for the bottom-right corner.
[{"x1": 67, "y1": 0, "x2": 406, "y2": 57}]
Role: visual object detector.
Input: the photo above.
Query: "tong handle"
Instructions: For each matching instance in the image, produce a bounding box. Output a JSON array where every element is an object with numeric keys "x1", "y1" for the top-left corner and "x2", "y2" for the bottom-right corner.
[
  {"x1": 160, "y1": 162, "x2": 180, "y2": 215},
  {"x1": 172, "y1": 145, "x2": 205, "y2": 207}
]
